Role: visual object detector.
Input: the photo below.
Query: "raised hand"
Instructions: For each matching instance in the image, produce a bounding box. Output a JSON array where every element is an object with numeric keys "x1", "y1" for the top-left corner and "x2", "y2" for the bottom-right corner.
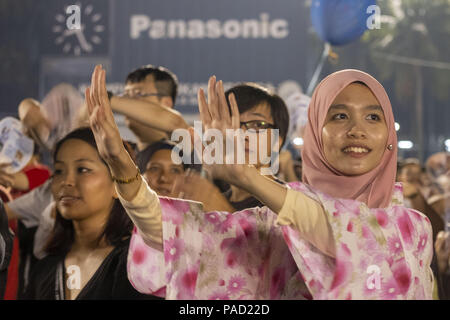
[
  {"x1": 198, "y1": 76, "x2": 240, "y2": 134},
  {"x1": 85, "y1": 65, "x2": 142, "y2": 201},
  {"x1": 196, "y1": 76, "x2": 254, "y2": 186},
  {"x1": 85, "y1": 65, "x2": 124, "y2": 163},
  {"x1": 196, "y1": 76, "x2": 287, "y2": 213}
]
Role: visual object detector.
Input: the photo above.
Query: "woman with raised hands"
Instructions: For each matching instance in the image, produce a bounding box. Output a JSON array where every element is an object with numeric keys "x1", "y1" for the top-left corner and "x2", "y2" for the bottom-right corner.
[
  {"x1": 89, "y1": 64, "x2": 433, "y2": 299},
  {"x1": 148, "y1": 69, "x2": 432, "y2": 300},
  {"x1": 86, "y1": 66, "x2": 308, "y2": 299},
  {"x1": 191, "y1": 69, "x2": 434, "y2": 299},
  {"x1": 83, "y1": 65, "x2": 164, "y2": 252},
  {"x1": 278, "y1": 70, "x2": 433, "y2": 299}
]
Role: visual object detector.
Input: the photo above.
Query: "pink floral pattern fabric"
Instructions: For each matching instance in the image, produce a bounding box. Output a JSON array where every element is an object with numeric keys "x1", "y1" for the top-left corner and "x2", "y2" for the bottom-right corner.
[
  {"x1": 127, "y1": 197, "x2": 310, "y2": 300},
  {"x1": 281, "y1": 182, "x2": 434, "y2": 300},
  {"x1": 127, "y1": 183, "x2": 434, "y2": 300}
]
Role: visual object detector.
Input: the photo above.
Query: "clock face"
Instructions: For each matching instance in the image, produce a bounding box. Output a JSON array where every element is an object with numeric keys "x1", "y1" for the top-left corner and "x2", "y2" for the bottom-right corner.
[{"x1": 52, "y1": 2, "x2": 105, "y2": 56}]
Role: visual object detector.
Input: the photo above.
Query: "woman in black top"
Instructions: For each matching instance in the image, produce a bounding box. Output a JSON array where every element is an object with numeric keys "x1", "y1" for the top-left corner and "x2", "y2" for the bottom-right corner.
[{"x1": 23, "y1": 128, "x2": 160, "y2": 300}]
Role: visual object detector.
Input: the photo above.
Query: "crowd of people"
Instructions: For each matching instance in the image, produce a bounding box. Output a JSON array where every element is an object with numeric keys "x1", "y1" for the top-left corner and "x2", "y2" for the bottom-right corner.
[{"x1": 0, "y1": 63, "x2": 449, "y2": 300}]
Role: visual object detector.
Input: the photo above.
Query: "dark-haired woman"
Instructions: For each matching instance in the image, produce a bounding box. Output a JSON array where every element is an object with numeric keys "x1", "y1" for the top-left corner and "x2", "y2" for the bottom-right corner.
[
  {"x1": 22, "y1": 127, "x2": 158, "y2": 300},
  {"x1": 137, "y1": 140, "x2": 186, "y2": 198}
]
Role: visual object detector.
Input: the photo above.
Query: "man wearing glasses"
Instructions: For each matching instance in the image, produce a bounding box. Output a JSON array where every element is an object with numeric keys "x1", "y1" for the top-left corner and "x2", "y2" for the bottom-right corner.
[
  {"x1": 108, "y1": 65, "x2": 189, "y2": 151},
  {"x1": 174, "y1": 82, "x2": 290, "y2": 211}
]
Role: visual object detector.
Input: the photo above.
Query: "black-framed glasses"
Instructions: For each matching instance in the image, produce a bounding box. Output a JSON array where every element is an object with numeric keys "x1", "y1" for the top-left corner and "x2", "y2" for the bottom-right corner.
[{"x1": 240, "y1": 120, "x2": 275, "y2": 132}]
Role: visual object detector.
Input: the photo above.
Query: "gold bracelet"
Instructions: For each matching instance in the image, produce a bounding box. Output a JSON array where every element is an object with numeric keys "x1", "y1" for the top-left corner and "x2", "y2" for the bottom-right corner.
[{"x1": 112, "y1": 167, "x2": 140, "y2": 184}]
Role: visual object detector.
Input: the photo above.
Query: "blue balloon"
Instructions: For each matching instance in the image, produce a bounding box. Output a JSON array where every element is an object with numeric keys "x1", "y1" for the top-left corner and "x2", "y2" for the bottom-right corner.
[{"x1": 310, "y1": 0, "x2": 376, "y2": 46}]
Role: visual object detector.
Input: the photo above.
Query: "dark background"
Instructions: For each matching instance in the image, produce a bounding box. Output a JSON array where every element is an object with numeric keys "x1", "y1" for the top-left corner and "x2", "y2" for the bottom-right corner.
[{"x1": 1, "y1": 0, "x2": 449, "y2": 161}]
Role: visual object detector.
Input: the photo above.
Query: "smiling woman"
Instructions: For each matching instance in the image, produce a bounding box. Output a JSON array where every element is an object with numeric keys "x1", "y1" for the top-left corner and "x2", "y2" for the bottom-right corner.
[
  {"x1": 181, "y1": 69, "x2": 432, "y2": 299},
  {"x1": 136, "y1": 140, "x2": 185, "y2": 197},
  {"x1": 276, "y1": 70, "x2": 433, "y2": 299},
  {"x1": 322, "y1": 83, "x2": 388, "y2": 176},
  {"x1": 301, "y1": 71, "x2": 397, "y2": 208}
]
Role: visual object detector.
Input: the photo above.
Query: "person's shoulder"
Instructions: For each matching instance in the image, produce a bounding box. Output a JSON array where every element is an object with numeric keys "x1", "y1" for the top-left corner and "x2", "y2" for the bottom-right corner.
[{"x1": 404, "y1": 207, "x2": 432, "y2": 221}]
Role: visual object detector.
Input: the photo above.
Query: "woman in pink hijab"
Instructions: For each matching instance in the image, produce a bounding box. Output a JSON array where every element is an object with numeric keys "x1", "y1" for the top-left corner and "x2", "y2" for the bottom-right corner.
[
  {"x1": 86, "y1": 65, "x2": 433, "y2": 299},
  {"x1": 188, "y1": 69, "x2": 434, "y2": 299},
  {"x1": 276, "y1": 69, "x2": 434, "y2": 299}
]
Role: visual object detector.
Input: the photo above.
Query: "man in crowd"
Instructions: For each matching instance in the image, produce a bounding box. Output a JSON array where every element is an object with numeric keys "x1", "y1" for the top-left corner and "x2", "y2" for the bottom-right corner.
[{"x1": 109, "y1": 64, "x2": 189, "y2": 150}]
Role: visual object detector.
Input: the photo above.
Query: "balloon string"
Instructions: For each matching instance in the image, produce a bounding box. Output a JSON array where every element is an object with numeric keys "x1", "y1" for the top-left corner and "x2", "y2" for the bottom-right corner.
[
  {"x1": 328, "y1": 48, "x2": 339, "y2": 61},
  {"x1": 306, "y1": 42, "x2": 331, "y2": 96}
]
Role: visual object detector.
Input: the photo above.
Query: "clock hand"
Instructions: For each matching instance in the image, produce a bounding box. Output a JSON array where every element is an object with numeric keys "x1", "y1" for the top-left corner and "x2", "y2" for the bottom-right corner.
[
  {"x1": 62, "y1": 28, "x2": 77, "y2": 37},
  {"x1": 74, "y1": 26, "x2": 93, "y2": 52},
  {"x1": 55, "y1": 28, "x2": 75, "y2": 44}
]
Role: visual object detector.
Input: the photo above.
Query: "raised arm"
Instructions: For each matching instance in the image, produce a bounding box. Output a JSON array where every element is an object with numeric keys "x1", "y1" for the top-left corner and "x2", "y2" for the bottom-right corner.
[
  {"x1": 18, "y1": 98, "x2": 41, "y2": 122},
  {"x1": 0, "y1": 164, "x2": 30, "y2": 191},
  {"x1": 86, "y1": 65, "x2": 162, "y2": 245},
  {"x1": 197, "y1": 76, "x2": 335, "y2": 257},
  {"x1": 197, "y1": 76, "x2": 288, "y2": 213},
  {"x1": 110, "y1": 96, "x2": 189, "y2": 133},
  {"x1": 18, "y1": 98, "x2": 52, "y2": 145}
]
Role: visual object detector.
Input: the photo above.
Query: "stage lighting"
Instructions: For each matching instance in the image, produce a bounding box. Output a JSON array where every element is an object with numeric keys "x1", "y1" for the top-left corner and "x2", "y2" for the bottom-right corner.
[{"x1": 398, "y1": 140, "x2": 413, "y2": 149}]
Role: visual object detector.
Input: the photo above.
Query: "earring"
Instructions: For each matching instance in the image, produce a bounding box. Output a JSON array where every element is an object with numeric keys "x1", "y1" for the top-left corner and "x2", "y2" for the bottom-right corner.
[{"x1": 387, "y1": 144, "x2": 393, "y2": 150}]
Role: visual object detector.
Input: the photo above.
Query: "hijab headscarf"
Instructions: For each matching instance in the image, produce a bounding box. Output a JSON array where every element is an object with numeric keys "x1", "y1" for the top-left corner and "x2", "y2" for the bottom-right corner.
[{"x1": 301, "y1": 69, "x2": 397, "y2": 208}]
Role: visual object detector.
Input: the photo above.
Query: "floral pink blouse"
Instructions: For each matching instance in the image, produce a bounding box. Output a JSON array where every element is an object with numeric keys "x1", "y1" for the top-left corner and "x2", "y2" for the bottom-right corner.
[{"x1": 125, "y1": 182, "x2": 434, "y2": 300}]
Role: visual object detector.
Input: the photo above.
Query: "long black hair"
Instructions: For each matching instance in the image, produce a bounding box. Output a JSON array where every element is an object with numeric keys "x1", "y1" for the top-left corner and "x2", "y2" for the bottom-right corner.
[{"x1": 45, "y1": 127, "x2": 134, "y2": 256}]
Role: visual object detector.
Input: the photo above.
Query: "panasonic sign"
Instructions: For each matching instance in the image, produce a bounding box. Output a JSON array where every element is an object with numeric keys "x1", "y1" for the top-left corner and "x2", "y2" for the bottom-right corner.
[{"x1": 130, "y1": 13, "x2": 289, "y2": 39}]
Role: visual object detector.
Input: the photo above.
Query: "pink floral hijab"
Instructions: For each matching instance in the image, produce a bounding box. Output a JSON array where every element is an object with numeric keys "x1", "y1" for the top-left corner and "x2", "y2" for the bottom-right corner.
[{"x1": 301, "y1": 69, "x2": 398, "y2": 208}]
